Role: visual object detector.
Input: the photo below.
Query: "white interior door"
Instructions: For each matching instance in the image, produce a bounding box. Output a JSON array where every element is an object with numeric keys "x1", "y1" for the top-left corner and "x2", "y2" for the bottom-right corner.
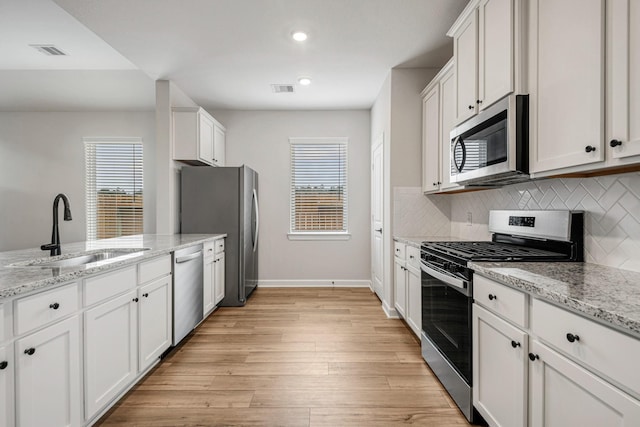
[{"x1": 371, "y1": 135, "x2": 384, "y2": 299}]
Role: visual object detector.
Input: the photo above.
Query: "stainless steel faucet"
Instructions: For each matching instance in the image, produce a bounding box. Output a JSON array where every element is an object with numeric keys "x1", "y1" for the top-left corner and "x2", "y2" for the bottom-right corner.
[{"x1": 41, "y1": 193, "x2": 72, "y2": 256}]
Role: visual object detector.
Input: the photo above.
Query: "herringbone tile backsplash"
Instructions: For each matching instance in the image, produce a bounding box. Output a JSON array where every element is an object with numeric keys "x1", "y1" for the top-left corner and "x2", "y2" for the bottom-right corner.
[
  {"x1": 448, "y1": 172, "x2": 640, "y2": 272},
  {"x1": 394, "y1": 172, "x2": 640, "y2": 272}
]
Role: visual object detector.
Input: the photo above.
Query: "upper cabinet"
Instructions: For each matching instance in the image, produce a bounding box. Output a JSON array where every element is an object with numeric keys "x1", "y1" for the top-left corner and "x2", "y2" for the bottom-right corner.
[
  {"x1": 173, "y1": 107, "x2": 226, "y2": 167},
  {"x1": 528, "y1": 0, "x2": 606, "y2": 175},
  {"x1": 449, "y1": 0, "x2": 526, "y2": 126}
]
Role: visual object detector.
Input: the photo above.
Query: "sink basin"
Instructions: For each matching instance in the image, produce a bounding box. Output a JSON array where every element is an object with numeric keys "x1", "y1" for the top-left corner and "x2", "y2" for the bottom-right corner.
[{"x1": 11, "y1": 248, "x2": 150, "y2": 268}]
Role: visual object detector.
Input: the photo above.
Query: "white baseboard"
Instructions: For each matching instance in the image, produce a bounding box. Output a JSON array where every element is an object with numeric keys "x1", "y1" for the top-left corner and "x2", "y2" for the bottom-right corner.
[
  {"x1": 382, "y1": 300, "x2": 400, "y2": 319},
  {"x1": 258, "y1": 279, "x2": 372, "y2": 288}
]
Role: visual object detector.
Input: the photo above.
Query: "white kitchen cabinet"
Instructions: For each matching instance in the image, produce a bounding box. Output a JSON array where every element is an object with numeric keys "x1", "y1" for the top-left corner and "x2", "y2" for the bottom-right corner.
[
  {"x1": 452, "y1": 8, "x2": 478, "y2": 124},
  {"x1": 138, "y1": 275, "x2": 172, "y2": 372},
  {"x1": 439, "y1": 63, "x2": 459, "y2": 191},
  {"x1": 0, "y1": 344, "x2": 14, "y2": 427},
  {"x1": 406, "y1": 264, "x2": 421, "y2": 337},
  {"x1": 203, "y1": 249, "x2": 215, "y2": 316},
  {"x1": 15, "y1": 315, "x2": 81, "y2": 427},
  {"x1": 393, "y1": 256, "x2": 407, "y2": 319},
  {"x1": 214, "y1": 252, "x2": 226, "y2": 306},
  {"x1": 173, "y1": 107, "x2": 226, "y2": 167},
  {"x1": 528, "y1": 0, "x2": 606, "y2": 174},
  {"x1": 606, "y1": 0, "x2": 640, "y2": 163},
  {"x1": 393, "y1": 242, "x2": 421, "y2": 337},
  {"x1": 473, "y1": 304, "x2": 528, "y2": 427},
  {"x1": 422, "y1": 82, "x2": 441, "y2": 193},
  {"x1": 84, "y1": 290, "x2": 138, "y2": 420},
  {"x1": 529, "y1": 339, "x2": 640, "y2": 427}
]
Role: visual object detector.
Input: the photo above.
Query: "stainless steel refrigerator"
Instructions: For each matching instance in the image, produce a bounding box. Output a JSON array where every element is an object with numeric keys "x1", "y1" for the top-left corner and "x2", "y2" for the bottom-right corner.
[{"x1": 180, "y1": 165, "x2": 259, "y2": 306}]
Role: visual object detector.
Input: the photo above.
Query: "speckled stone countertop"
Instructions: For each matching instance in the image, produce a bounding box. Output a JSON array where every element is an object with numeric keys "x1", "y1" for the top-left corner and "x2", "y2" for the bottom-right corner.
[
  {"x1": 0, "y1": 234, "x2": 226, "y2": 300},
  {"x1": 470, "y1": 261, "x2": 640, "y2": 337},
  {"x1": 394, "y1": 236, "x2": 467, "y2": 248}
]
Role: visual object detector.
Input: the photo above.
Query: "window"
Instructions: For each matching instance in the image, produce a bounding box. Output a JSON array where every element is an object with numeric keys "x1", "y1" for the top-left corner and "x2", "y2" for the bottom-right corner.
[
  {"x1": 85, "y1": 138, "x2": 143, "y2": 240},
  {"x1": 289, "y1": 138, "x2": 348, "y2": 240}
]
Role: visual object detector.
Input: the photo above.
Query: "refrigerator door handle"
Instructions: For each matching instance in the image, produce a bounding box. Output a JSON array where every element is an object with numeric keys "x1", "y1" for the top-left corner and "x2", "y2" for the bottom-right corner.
[{"x1": 252, "y1": 188, "x2": 259, "y2": 252}]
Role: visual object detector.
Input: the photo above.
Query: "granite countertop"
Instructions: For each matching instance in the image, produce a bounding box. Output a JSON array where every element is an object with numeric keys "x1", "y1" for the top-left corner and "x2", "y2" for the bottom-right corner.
[
  {"x1": 0, "y1": 234, "x2": 226, "y2": 300},
  {"x1": 394, "y1": 236, "x2": 467, "y2": 248},
  {"x1": 470, "y1": 261, "x2": 640, "y2": 337}
]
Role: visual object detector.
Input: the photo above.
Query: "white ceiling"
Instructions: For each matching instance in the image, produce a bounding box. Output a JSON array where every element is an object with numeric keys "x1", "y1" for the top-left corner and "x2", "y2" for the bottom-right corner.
[{"x1": 2, "y1": 0, "x2": 468, "y2": 111}]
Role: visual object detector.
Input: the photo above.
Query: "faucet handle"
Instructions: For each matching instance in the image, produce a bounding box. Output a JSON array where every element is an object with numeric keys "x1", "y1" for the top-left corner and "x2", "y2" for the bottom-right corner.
[{"x1": 41, "y1": 243, "x2": 59, "y2": 252}]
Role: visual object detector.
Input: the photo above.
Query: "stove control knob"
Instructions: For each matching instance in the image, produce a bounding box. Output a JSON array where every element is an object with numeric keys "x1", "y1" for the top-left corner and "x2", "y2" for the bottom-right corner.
[
  {"x1": 443, "y1": 262, "x2": 450, "y2": 271},
  {"x1": 449, "y1": 264, "x2": 458, "y2": 273}
]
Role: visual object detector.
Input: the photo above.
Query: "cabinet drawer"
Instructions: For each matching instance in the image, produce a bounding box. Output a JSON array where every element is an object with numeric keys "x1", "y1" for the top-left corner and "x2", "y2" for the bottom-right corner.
[
  {"x1": 203, "y1": 241, "x2": 215, "y2": 258},
  {"x1": 84, "y1": 266, "x2": 136, "y2": 307},
  {"x1": 532, "y1": 298, "x2": 640, "y2": 397},
  {"x1": 474, "y1": 275, "x2": 527, "y2": 328},
  {"x1": 406, "y1": 246, "x2": 420, "y2": 270},
  {"x1": 14, "y1": 282, "x2": 79, "y2": 336},
  {"x1": 394, "y1": 242, "x2": 406, "y2": 260},
  {"x1": 214, "y1": 239, "x2": 225, "y2": 254},
  {"x1": 138, "y1": 255, "x2": 171, "y2": 284}
]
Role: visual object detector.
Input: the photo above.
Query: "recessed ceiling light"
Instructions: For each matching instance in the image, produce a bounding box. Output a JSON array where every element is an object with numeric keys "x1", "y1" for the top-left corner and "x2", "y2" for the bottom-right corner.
[
  {"x1": 292, "y1": 31, "x2": 308, "y2": 42},
  {"x1": 298, "y1": 77, "x2": 312, "y2": 86}
]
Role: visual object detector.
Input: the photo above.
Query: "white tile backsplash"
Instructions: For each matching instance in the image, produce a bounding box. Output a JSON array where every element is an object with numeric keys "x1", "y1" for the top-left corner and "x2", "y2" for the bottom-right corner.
[
  {"x1": 447, "y1": 172, "x2": 640, "y2": 272},
  {"x1": 393, "y1": 187, "x2": 451, "y2": 236}
]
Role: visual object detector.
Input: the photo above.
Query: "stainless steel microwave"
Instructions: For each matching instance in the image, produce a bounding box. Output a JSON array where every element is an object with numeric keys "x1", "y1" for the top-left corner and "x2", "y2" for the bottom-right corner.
[{"x1": 450, "y1": 94, "x2": 529, "y2": 186}]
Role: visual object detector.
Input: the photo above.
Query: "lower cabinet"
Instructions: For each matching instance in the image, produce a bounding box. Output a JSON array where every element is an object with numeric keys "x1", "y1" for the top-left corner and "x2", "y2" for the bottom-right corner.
[
  {"x1": 0, "y1": 343, "x2": 14, "y2": 427},
  {"x1": 393, "y1": 257, "x2": 407, "y2": 318},
  {"x1": 203, "y1": 253, "x2": 215, "y2": 315},
  {"x1": 406, "y1": 265, "x2": 422, "y2": 336},
  {"x1": 138, "y1": 276, "x2": 172, "y2": 372},
  {"x1": 473, "y1": 304, "x2": 528, "y2": 427},
  {"x1": 529, "y1": 339, "x2": 640, "y2": 426},
  {"x1": 84, "y1": 291, "x2": 138, "y2": 420},
  {"x1": 214, "y1": 252, "x2": 225, "y2": 305},
  {"x1": 15, "y1": 315, "x2": 81, "y2": 427}
]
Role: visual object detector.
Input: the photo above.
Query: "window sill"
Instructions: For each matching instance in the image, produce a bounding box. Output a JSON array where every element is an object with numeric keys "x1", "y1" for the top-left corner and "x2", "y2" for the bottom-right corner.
[{"x1": 287, "y1": 233, "x2": 351, "y2": 241}]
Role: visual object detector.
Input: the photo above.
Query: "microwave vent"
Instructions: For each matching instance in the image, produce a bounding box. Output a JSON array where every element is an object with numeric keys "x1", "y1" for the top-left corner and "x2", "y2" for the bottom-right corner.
[
  {"x1": 30, "y1": 44, "x2": 67, "y2": 56},
  {"x1": 271, "y1": 84, "x2": 295, "y2": 93}
]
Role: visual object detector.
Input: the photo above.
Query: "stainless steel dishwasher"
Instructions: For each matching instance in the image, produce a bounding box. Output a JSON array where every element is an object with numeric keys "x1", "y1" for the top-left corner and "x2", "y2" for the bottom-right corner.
[{"x1": 172, "y1": 244, "x2": 203, "y2": 345}]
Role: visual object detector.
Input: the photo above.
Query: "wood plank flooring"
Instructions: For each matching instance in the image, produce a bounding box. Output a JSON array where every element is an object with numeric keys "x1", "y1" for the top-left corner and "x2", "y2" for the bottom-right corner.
[{"x1": 96, "y1": 287, "x2": 472, "y2": 426}]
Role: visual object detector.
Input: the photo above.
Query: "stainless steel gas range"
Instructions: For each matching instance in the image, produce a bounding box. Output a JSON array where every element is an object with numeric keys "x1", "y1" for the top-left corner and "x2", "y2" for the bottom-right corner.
[{"x1": 420, "y1": 210, "x2": 584, "y2": 423}]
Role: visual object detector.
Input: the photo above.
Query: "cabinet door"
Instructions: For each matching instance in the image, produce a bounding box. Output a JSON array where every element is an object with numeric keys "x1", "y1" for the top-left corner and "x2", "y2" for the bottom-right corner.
[
  {"x1": 422, "y1": 84, "x2": 441, "y2": 193},
  {"x1": 394, "y1": 259, "x2": 407, "y2": 318},
  {"x1": 406, "y1": 267, "x2": 421, "y2": 337},
  {"x1": 198, "y1": 112, "x2": 214, "y2": 164},
  {"x1": 529, "y1": 340, "x2": 640, "y2": 427},
  {"x1": 473, "y1": 305, "x2": 527, "y2": 427},
  {"x1": 16, "y1": 315, "x2": 81, "y2": 427},
  {"x1": 0, "y1": 344, "x2": 14, "y2": 427},
  {"x1": 439, "y1": 66, "x2": 459, "y2": 191},
  {"x1": 203, "y1": 256, "x2": 215, "y2": 316},
  {"x1": 529, "y1": 0, "x2": 605, "y2": 173},
  {"x1": 607, "y1": 0, "x2": 640, "y2": 161},
  {"x1": 214, "y1": 252, "x2": 226, "y2": 306},
  {"x1": 84, "y1": 291, "x2": 137, "y2": 420},
  {"x1": 139, "y1": 276, "x2": 172, "y2": 372},
  {"x1": 213, "y1": 124, "x2": 226, "y2": 166},
  {"x1": 478, "y1": 0, "x2": 513, "y2": 109},
  {"x1": 454, "y1": 10, "x2": 478, "y2": 124}
]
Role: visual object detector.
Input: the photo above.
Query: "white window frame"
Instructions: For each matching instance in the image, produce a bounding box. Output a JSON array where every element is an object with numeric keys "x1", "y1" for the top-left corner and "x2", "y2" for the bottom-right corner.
[
  {"x1": 84, "y1": 137, "x2": 144, "y2": 241},
  {"x1": 288, "y1": 137, "x2": 350, "y2": 241}
]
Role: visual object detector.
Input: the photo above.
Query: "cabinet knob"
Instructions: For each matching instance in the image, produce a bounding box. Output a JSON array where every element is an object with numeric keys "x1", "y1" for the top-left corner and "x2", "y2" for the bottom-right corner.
[
  {"x1": 437, "y1": 181, "x2": 442, "y2": 185},
  {"x1": 49, "y1": 302, "x2": 60, "y2": 310},
  {"x1": 133, "y1": 297, "x2": 139, "y2": 302},
  {"x1": 143, "y1": 293, "x2": 149, "y2": 298},
  {"x1": 528, "y1": 353, "x2": 539, "y2": 361},
  {"x1": 566, "y1": 333, "x2": 580, "y2": 343},
  {"x1": 511, "y1": 341, "x2": 521, "y2": 348},
  {"x1": 24, "y1": 348, "x2": 36, "y2": 356},
  {"x1": 488, "y1": 294, "x2": 497, "y2": 301},
  {"x1": 432, "y1": 182, "x2": 437, "y2": 186},
  {"x1": 0, "y1": 361, "x2": 8, "y2": 369},
  {"x1": 409, "y1": 255, "x2": 414, "y2": 259},
  {"x1": 476, "y1": 99, "x2": 483, "y2": 105},
  {"x1": 585, "y1": 145, "x2": 596, "y2": 153},
  {"x1": 468, "y1": 105, "x2": 474, "y2": 110},
  {"x1": 610, "y1": 139, "x2": 622, "y2": 147}
]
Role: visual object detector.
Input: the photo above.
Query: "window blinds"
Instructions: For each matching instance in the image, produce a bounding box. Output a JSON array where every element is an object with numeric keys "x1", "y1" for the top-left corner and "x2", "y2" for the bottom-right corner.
[
  {"x1": 85, "y1": 139, "x2": 143, "y2": 240},
  {"x1": 290, "y1": 139, "x2": 348, "y2": 233}
]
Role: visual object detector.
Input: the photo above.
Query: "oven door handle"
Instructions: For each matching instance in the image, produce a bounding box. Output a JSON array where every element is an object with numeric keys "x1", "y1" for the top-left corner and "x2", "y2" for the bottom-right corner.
[{"x1": 420, "y1": 261, "x2": 468, "y2": 291}]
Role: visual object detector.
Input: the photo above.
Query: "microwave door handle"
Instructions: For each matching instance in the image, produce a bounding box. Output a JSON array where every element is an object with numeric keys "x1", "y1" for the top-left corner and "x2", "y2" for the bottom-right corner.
[
  {"x1": 452, "y1": 137, "x2": 467, "y2": 172},
  {"x1": 420, "y1": 261, "x2": 468, "y2": 293}
]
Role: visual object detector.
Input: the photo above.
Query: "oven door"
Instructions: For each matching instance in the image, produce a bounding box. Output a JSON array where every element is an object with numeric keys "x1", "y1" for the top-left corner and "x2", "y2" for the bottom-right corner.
[{"x1": 420, "y1": 261, "x2": 472, "y2": 384}]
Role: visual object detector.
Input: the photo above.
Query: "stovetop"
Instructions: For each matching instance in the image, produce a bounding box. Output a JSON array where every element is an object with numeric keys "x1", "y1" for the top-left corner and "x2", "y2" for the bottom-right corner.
[{"x1": 421, "y1": 241, "x2": 567, "y2": 262}]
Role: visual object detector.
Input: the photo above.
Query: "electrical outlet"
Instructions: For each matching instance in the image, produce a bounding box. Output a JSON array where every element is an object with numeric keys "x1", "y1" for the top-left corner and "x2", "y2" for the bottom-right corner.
[{"x1": 466, "y1": 212, "x2": 473, "y2": 226}]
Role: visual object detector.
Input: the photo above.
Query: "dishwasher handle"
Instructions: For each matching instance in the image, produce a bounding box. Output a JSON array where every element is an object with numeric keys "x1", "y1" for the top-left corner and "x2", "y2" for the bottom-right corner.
[{"x1": 175, "y1": 251, "x2": 202, "y2": 263}]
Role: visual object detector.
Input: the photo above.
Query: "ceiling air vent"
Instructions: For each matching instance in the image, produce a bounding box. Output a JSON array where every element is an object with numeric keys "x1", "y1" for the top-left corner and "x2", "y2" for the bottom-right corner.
[
  {"x1": 30, "y1": 44, "x2": 67, "y2": 56},
  {"x1": 271, "y1": 84, "x2": 295, "y2": 93}
]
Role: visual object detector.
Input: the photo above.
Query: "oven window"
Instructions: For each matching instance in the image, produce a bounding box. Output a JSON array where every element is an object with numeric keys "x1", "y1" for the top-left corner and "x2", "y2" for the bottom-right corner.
[{"x1": 421, "y1": 271, "x2": 472, "y2": 383}]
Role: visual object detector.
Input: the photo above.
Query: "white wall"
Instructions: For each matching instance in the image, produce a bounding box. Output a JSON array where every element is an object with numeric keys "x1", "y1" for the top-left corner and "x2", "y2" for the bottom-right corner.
[
  {"x1": 0, "y1": 111, "x2": 155, "y2": 251},
  {"x1": 212, "y1": 109, "x2": 371, "y2": 285}
]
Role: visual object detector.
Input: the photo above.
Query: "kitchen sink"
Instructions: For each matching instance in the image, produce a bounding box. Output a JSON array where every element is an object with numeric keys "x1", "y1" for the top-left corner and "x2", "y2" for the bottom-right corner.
[{"x1": 10, "y1": 248, "x2": 150, "y2": 268}]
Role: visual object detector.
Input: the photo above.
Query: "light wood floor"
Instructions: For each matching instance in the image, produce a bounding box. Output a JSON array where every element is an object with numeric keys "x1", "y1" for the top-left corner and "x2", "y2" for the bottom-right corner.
[{"x1": 96, "y1": 287, "x2": 472, "y2": 426}]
